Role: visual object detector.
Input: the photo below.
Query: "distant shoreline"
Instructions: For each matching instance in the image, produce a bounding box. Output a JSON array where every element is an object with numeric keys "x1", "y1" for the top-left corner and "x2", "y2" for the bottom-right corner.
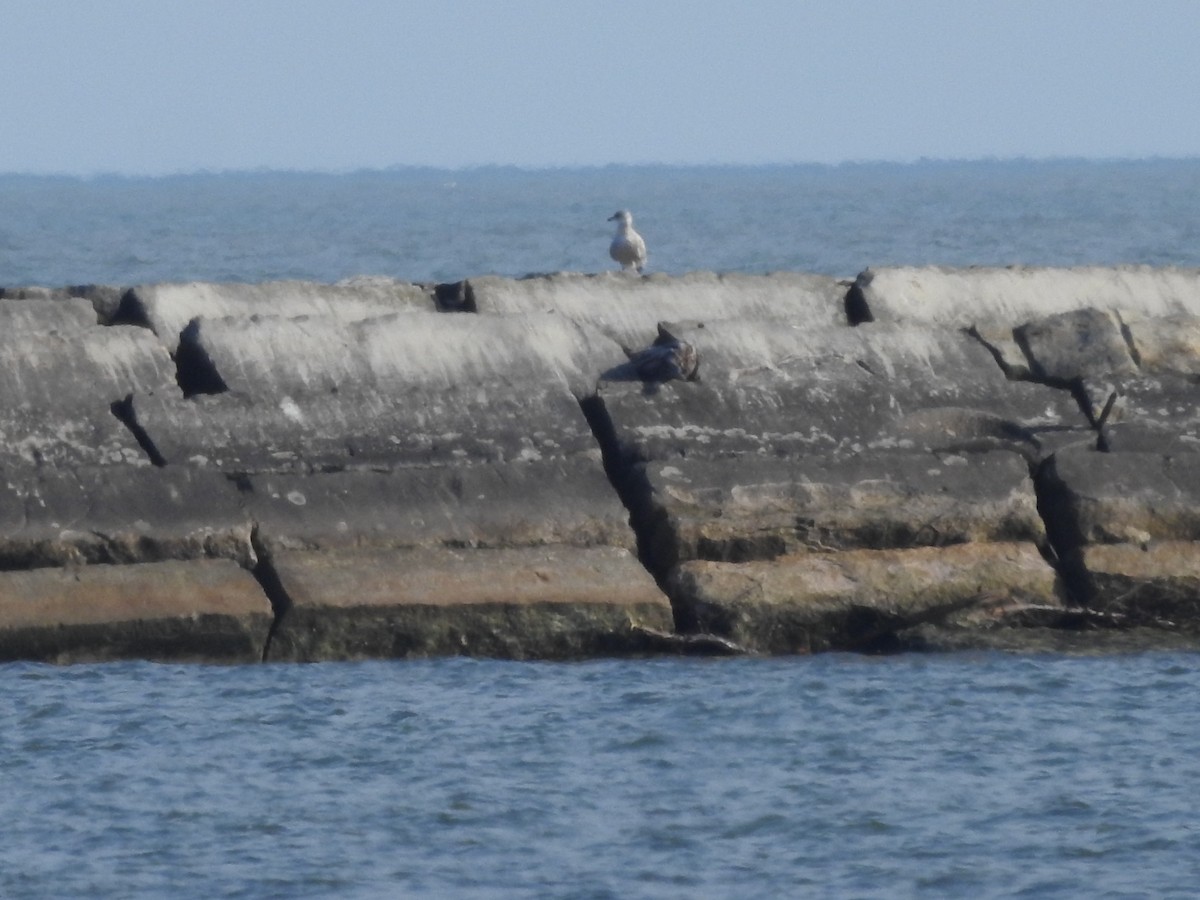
[{"x1": 4, "y1": 155, "x2": 1200, "y2": 183}]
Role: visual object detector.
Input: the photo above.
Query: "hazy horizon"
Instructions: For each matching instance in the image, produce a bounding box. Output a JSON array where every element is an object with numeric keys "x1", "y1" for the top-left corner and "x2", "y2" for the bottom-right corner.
[{"x1": 4, "y1": 155, "x2": 1200, "y2": 182}]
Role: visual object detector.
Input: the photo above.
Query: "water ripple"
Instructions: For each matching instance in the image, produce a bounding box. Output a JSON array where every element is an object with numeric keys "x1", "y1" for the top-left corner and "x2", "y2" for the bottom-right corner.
[{"x1": 9, "y1": 653, "x2": 1184, "y2": 897}]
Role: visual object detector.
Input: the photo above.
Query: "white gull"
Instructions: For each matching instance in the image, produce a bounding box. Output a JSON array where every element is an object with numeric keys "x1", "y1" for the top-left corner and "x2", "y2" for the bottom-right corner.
[{"x1": 607, "y1": 209, "x2": 647, "y2": 273}]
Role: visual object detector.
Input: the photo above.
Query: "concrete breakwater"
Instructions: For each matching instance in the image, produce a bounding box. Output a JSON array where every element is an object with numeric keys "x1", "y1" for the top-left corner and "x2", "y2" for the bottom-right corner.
[{"x1": 2, "y1": 267, "x2": 1200, "y2": 663}]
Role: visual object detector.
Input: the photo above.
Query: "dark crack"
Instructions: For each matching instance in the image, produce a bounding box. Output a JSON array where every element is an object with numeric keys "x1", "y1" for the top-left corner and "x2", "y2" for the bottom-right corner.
[
  {"x1": 966, "y1": 325, "x2": 1018, "y2": 378},
  {"x1": 1118, "y1": 317, "x2": 1142, "y2": 368},
  {"x1": 1031, "y1": 454, "x2": 1092, "y2": 607},
  {"x1": 577, "y1": 393, "x2": 683, "y2": 620},
  {"x1": 110, "y1": 393, "x2": 168, "y2": 467},
  {"x1": 1093, "y1": 391, "x2": 1120, "y2": 452},
  {"x1": 248, "y1": 523, "x2": 294, "y2": 662}
]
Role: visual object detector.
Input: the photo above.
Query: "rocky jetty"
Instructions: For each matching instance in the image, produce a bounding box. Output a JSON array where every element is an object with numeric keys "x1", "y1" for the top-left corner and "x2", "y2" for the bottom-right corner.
[{"x1": 2, "y1": 266, "x2": 1199, "y2": 662}]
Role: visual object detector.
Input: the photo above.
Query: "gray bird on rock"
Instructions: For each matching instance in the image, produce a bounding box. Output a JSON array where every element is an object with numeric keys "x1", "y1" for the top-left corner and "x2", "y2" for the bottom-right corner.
[{"x1": 627, "y1": 323, "x2": 699, "y2": 382}]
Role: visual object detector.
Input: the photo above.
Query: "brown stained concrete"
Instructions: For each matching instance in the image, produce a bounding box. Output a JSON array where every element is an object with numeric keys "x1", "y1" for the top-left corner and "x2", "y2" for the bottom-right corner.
[
  {"x1": 1082, "y1": 542, "x2": 1200, "y2": 628},
  {"x1": 5, "y1": 269, "x2": 1200, "y2": 662},
  {"x1": 0, "y1": 559, "x2": 272, "y2": 663},
  {"x1": 640, "y1": 451, "x2": 1045, "y2": 577},
  {"x1": 266, "y1": 545, "x2": 673, "y2": 661},
  {"x1": 669, "y1": 542, "x2": 1063, "y2": 654}
]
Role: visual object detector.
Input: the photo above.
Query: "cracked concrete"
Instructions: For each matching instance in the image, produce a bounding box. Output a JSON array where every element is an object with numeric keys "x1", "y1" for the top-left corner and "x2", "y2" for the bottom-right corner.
[{"x1": 4, "y1": 269, "x2": 1200, "y2": 661}]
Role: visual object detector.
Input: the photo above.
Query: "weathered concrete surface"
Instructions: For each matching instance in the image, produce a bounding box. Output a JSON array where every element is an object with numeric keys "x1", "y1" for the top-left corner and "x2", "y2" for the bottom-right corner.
[
  {"x1": 589, "y1": 315, "x2": 1072, "y2": 648},
  {"x1": 1096, "y1": 386, "x2": 1200, "y2": 452},
  {"x1": 0, "y1": 466, "x2": 253, "y2": 570},
  {"x1": 134, "y1": 311, "x2": 619, "y2": 471},
  {"x1": 459, "y1": 271, "x2": 849, "y2": 346},
  {"x1": 851, "y1": 265, "x2": 1200, "y2": 327},
  {"x1": 856, "y1": 271, "x2": 1200, "y2": 641},
  {"x1": 0, "y1": 559, "x2": 271, "y2": 663},
  {"x1": 4, "y1": 268, "x2": 1200, "y2": 662},
  {"x1": 636, "y1": 451, "x2": 1046, "y2": 578},
  {"x1": 267, "y1": 545, "x2": 672, "y2": 661},
  {"x1": 669, "y1": 543, "x2": 1061, "y2": 654},
  {"x1": 246, "y1": 458, "x2": 632, "y2": 556},
  {"x1": 859, "y1": 269, "x2": 1200, "y2": 439},
  {"x1": 995, "y1": 303, "x2": 1200, "y2": 444},
  {"x1": 597, "y1": 319, "x2": 1084, "y2": 465},
  {"x1": 122, "y1": 279, "x2": 433, "y2": 349},
  {"x1": 1016, "y1": 308, "x2": 1138, "y2": 384},
  {"x1": 0, "y1": 312, "x2": 176, "y2": 469},
  {"x1": 1038, "y1": 445, "x2": 1200, "y2": 633},
  {"x1": 137, "y1": 387, "x2": 601, "y2": 471},
  {"x1": 2, "y1": 294, "x2": 98, "y2": 333},
  {"x1": 1002, "y1": 306, "x2": 1173, "y2": 422},
  {"x1": 175, "y1": 309, "x2": 615, "y2": 401},
  {"x1": 1081, "y1": 542, "x2": 1200, "y2": 629},
  {"x1": 1124, "y1": 313, "x2": 1200, "y2": 374},
  {"x1": 990, "y1": 295, "x2": 1200, "y2": 634},
  {"x1": 2, "y1": 285, "x2": 125, "y2": 324},
  {"x1": 121, "y1": 302, "x2": 664, "y2": 660},
  {"x1": 242, "y1": 459, "x2": 659, "y2": 660},
  {"x1": 1042, "y1": 448, "x2": 1200, "y2": 547}
]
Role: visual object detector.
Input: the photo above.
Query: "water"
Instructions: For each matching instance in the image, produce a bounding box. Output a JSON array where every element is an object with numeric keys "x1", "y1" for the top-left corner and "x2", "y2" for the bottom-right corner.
[
  {"x1": 2, "y1": 160, "x2": 1200, "y2": 288},
  {"x1": 1, "y1": 655, "x2": 1198, "y2": 898},
  {"x1": 4, "y1": 159, "x2": 1200, "y2": 896}
]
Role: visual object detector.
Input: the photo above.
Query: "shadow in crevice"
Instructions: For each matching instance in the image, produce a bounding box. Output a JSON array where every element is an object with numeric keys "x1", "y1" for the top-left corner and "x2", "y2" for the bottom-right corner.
[
  {"x1": 110, "y1": 393, "x2": 167, "y2": 467},
  {"x1": 577, "y1": 393, "x2": 677, "y2": 588},
  {"x1": 1117, "y1": 317, "x2": 1143, "y2": 368},
  {"x1": 174, "y1": 319, "x2": 229, "y2": 398},
  {"x1": 1031, "y1": 454, "x2": 1093, "y2": 608},
  {"x1": 247, "y1": 522, "x2": 294, "y2": 662},
  {"x1": 433, "y1": 280, "x2": 477, "y2": 313},
  {"x1": 108, "y1": 288, "x2": 153, "y2": 329}
]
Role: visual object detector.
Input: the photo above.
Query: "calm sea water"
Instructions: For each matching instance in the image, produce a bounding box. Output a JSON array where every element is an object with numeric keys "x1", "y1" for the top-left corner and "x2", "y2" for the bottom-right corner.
[
  {"x1": 2, "y1": 655, "x2": 1199, "y2": 899},
  {"x1": 3, "y1": 159, "x2": 1200, "y2": 287},
  {"x1": 3, "y1": 161, "x2": 1200, "y2": 897}
]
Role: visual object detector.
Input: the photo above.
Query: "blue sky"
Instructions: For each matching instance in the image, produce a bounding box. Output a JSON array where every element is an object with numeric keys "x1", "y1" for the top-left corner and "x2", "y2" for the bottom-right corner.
[{"x1": 3, "y1": 0, "x2": 1199, "y2": 175}]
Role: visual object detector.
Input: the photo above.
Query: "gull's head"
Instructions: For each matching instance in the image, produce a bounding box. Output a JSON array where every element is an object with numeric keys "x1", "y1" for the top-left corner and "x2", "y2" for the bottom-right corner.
[{"x1": 608, "y1": 210, "x2": 633, "y2": 225}]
